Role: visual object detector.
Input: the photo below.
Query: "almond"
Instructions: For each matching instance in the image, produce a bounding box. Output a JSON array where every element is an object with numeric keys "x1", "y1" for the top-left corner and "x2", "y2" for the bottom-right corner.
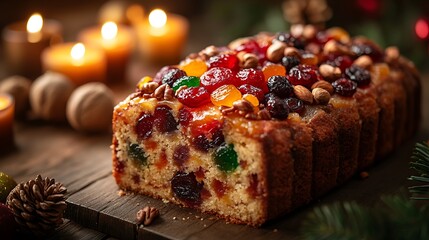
[
  {"x1": 311, "y1": 80, "x2": 334, "y2": 94},
  {"x1": 319, "y1": 64, "x2": 341, "y2": 81},
  {"x1": 312, "y1": 87, "x2": 331, "y2": 105},
  {"x1": 284, "y1": 47, "x2": 300, "y2": 58},
  {"x1": 266, "y1": 40, "x2": 287, "y2": 62},
  {"x1": 353, "y1": 55, "x2": 373, "y2": 69},
  {"x1": 293, "y1": 85, "x2": 313, "y2": 104}
]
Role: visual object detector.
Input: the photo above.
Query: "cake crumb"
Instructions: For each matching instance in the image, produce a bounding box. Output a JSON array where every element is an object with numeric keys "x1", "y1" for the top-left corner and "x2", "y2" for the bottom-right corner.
[
  {"x1": 182, "y1": 217, "x2": 186, "y2": 221},
  {"x1": 195, "y1": 215, "x2": 200, "y2": 219},
  {"x1": 117, "y1": 190, "x2": 126, "y2": 196},
  {"x1": 173, "y1": 217, "x2": 177, "y2": 220},
  {"x1": 360, "y1": 171, "x2": 369, "y2": 179},
  {"x1": 273, "y1": 229, "x2": 278, "y2": 233},
  {"x1": 200, "y1": 218, "x2": 204, "y2": 221},
  {"x1": 162, "y1": 199, "x2": 170, "y2": 204},
  {"x1": 204, "y1": 224, "x2": 207, "y2": 227}
]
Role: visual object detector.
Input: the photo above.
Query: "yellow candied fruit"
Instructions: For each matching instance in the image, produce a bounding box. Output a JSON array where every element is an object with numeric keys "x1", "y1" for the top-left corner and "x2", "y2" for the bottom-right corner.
[
  {"x1": 210, "y1": 85, "x2": 242, "y2": 107},
  {"x1": 179, "y1": 59, "x2": 208, "y2": 77},
  {"x1": 300, "y1": 52, "x2": 318, "y2": 66},
  {"x1": 137, "y1": 76, "x2": 152, "y2": 90},
  {"x1": 371, "y1": 63, "x2": 390, "y2": 83},
  {"x1": 262, "y1": 64, "x2": 286, "y2": 82},
  {"x1": 243, "y1": 94, "x2": 259, "y2": 107},
  {"x1": 326, "y1": 27, "x2": 350, "y2": 43}
]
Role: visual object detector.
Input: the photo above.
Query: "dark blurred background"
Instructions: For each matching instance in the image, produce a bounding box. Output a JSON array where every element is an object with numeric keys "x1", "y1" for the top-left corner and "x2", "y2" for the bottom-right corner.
[{"x1": 0, "y1": 0, "x2": 428, "y2": 71}]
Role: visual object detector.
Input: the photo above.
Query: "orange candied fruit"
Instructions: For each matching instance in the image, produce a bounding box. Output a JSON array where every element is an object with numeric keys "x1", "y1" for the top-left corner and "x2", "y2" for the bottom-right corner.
[
  {"x1": 179, "y1": 59, "x2": 208, "y2": 77},
  {"x1": 137, "y1": 76, "x2": 152, "y2": 90},
  {"x1": 300, "y1": 52, "x2": 318, "y2": 66},
  {"x1": 262, "y1": 64, "x2": 286, "y2": 82},
  {"x1": 243, "y1": 94, "x2": 259, "y2": 107},
  {"x1": 210, "y1": 85, "x2": 242, "y2": 107},
  {"x1": 371, "y1": 63, "x2": 390, "y2": 82},
  {"x1": 326, "y1": 27, "x2": 350, "y2": 43}
]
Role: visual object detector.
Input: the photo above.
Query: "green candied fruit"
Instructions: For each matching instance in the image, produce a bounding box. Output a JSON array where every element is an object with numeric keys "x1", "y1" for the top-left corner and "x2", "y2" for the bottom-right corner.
[
  {"x1": 172, "y1": 76, "x2": 200, "y2": 91},
  {"x1": 128, "y1": 143, "x2": 148, "y2": 165},
  {"x1": 213, "y1": 143, "x2": 238, "y2": 172}
]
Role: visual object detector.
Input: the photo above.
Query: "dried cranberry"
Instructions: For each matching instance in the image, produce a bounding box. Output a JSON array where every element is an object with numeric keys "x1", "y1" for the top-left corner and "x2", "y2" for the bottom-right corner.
[
  {"x1": 332, "y1": 78, "x2": 357, "y2": 97},
  {"x1": 288, "y1": 65, "x2": 319, "y2": 88},
  {"x1": 162, "y1": 68, "x2": 187, "y2": 87},
  {"x1": 281, "y1": 56, "x2": 300, "y2": 72},
  {"x1": 325, "y1": 55, "x2": 353, "y2": 71},
  {"x1": 237, "y1": 84, "x2": 264, "y2": 102},
  {"x1": 208, "y1": 53, "x2": 239, "y2": 70},
  {"x1": 200, "y1": 67, "x2": 237, "y2": 92},
  {"x1": 267, "y1": 75, "x2": 294, "y2": 98},
  {"x1": 345, "y1": 65, "x2": 371, "y2": 86},
  {"x1": 153, "y1": 66, "x2": 177, "y2": 84},
  {"x1": 264, "y1": 94, "x2": 289, "y2": 119},
  {"x1": 234, "y1": 39, "x2": 260, "y2": 53},
  {"x1": 192, "y1": 134, "x2": 211, "y2": 152},
  {"x1": 350, "y1": 43, "x2": 383, "y2": 62},
  {"x1": 276, "y1": 32, "x2": 305, "y2": 49},
  {"x1": 178, "y1": 108, "x2": 193, "y2": 126},
  {"x1": 235, "y1": 68, "x2": 265, "y2": 90},
  {"x1": 176, "y1": 87, "x2": 211, "y2": 108},
  {"x1": 285, "y1": 97, "x2": 305, "y2": 114},
  {"x1": 154, "y1": 105, "x2": 178, "y2": 133},
  {"x1": 211, "y1": 128, "x2": 225, "y2": 147},
  {"x1": 173, "y1": 145, "x2": 190, "y2": 168},
  {"x1": 136, "y1": 113, "x2": 154, "y2": 139},
  {"x1": 171, "y1": 171, "x2": 203, "y2": 207}
]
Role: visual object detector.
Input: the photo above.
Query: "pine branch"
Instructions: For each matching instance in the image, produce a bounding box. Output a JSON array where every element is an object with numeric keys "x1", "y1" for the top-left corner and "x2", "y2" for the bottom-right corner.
[{"x1": 409, "y1": 142, "x2": 429, "y2": 200}]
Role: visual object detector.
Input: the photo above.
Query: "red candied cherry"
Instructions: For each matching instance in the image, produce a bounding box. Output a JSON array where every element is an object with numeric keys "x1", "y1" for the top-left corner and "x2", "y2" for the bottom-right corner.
[
  {"x1": 234, "y1": 39, "x2": 260, "y2": 53},
  {"x1": 136, "y1": 113, "x2": 155, "y2": 139},
  {"x1": 178, "y1": 107, "x2": 193, "y2": 126},
  {"x1": 235, "y1": 68, "x2": 266, "y2": 90},
  {"x1": 153, "y1": 66, "x2": 177, "y2": 84},
  {"x1": 345, "y1": 65, "x2": 371, "y2": 86},
  {"x1": 176, "y1": 86, "x2": 211, "y2": 108},
  {"x1": 200, "y1": 67, "x2": 237, "y2": 92},
  {"x1": 171, "y1": 171, "x2": 203, "y2": 207},
  {"x1": 267, "y1": 75, "x2": 294, "y2": 99},
  {"x1": 154, "y1": 105, "x2": 178, "y2": 133},
  {"x1": 162, "y1": 68, "x2": 187, "y2": 87},
  {"x1": 288, "y1": 65, "x2": 319, "y2": 88},
  {"x1": 208, "y1": 53, "x2": 239, "y2": 70},
  {"x1": 237, "y1": 84, "x2": 264, "y2": 102},
  {"x1": 332, "y1": 78, "x2": 357, "y2": 97},
  {"x1": 285, "y1": 97, "x2": 305, "y2": 114}
]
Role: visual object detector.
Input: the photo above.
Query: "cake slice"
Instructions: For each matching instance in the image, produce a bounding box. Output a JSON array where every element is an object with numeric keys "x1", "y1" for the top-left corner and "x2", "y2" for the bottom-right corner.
[{"x1": 112, "y1": 25, "x2": 420, "y2": 226}]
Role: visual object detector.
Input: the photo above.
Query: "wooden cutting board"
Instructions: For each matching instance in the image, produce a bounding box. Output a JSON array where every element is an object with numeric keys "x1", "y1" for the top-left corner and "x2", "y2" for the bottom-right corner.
[{"x1": 1, "y1": 77, "x2": 428, "y2": 240}]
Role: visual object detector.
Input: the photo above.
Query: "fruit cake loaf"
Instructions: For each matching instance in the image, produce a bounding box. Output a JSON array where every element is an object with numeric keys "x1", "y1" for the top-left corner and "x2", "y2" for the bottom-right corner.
[{"x1": 112, "y1": 25, "x2": 421, "y2": 226}]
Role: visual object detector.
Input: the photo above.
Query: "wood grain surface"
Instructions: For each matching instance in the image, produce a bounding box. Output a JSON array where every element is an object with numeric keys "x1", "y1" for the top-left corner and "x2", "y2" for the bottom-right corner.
[{"x1": 1, "y1": 75, "x2": 428, "y2": 239}]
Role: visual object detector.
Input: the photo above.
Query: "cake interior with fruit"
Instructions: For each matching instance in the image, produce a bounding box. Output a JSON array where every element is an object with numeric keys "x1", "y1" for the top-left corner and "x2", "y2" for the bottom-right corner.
[{"x1": 112, "y1": 25, "x2": 420, "y2": 226}]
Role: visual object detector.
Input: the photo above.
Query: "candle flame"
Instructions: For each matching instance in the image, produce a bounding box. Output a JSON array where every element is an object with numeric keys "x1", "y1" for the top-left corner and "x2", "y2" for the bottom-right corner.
[
  {"x1": 27, "y1": 13, "x2": 43, "y2": 33},
  {"x1": 0, "y1": 94, "x2": 12, "y2": 111},
  {"x1": 149, "y1": 9, "x2": 167, "y2": 28},
  {"x1": 101, "y1": 21, "x2": 118, "y2": 40},
  {"x1": 71, "y1": 43, "x2": 85, "y2": 61}
]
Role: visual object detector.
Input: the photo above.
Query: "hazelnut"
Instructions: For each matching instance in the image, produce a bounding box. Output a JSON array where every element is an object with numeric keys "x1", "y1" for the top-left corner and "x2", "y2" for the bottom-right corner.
[
  {"x1": 312, "y1": 88, "x2": 331, "y2": 105},
  {"x1": 319, "y1": 64, "x2": 342, "y2": 81},
  {"x1": 66, "y1": 82, "x2": 114, "y2": 133},
  {"x1": 266, "y1": 41, "x2": 286, "y2": 62},
  {"x1": 0, "y1": 75, "x2": 32, "y2": 117},
  {"x1": 30, "y1": 72, "x2": 75, "y2": 122},
  {"x1": 353, "y1": 55, "x2": 373, "y2": 69}
]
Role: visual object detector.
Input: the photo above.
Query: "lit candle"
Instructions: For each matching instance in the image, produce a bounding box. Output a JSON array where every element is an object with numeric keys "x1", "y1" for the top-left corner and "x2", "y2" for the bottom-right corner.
[
  {"x1": 41, "y1": 42, "x2": 107, "y2": 86},
  {"x1": 2, "y1": 13, "x2": 62, "y2": 78},
  {"x1": 0, "y1": 93, "x2": 15, "y2": 154},
  {"x1": 78, "y1": 21, "x2": 134, "y2": 83},
  {"x1": 135, "y1": 9, "x2": 189, "y2": 64}
]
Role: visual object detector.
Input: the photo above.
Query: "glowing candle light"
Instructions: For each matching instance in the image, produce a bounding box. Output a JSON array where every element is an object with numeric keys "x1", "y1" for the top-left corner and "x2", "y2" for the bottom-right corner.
[
  {"x1": 26, "y1": 13, "x2": 43, "y2": 43},
  {"x1": 101, "y1": 21, "x2": 118, "y2": 40},
  {"x1": 0, "y1": 93, "x2": 15, "y2": 153}
]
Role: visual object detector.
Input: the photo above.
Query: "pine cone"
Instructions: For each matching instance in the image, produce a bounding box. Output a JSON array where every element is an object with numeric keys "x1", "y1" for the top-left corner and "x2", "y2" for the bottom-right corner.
[{"x1": 6, "y1": 175, "x2": 67, "y2": 237}]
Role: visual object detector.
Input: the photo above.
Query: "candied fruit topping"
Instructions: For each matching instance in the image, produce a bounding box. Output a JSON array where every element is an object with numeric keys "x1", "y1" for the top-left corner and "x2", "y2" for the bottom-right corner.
[
  {"x1": 200, "y1": 67, "x2": 237, "y2": 92},
  {"x1": 238, "y1": 84, "x2": 264, "y2": 102},
  {"x1": 350, "y1": 43, "x2": 383, "y2": 62},
  {"x1": 262, "y1": 64, "x2": 286, "y2": 82},
  {"x1": 208, "y1": 53, "x2": 239, "y2": 70},
  {"x1": 281, "y1": 56, "x2": 300, "y2": 72},
  {"x1": 177, "y1": 87, "x2": 211, "y2": 108},
  {"x1": 136, "y1": 113, "x2": 154, "y2": 140},
  {"x1": 236, "y1": 68, "x2": 266, "y2": 90},
  {"x1": 213, "y1": 143, "x2": 239, "y2": 172},
  {"x1": 332, "y1": 78, "x2": 357, "y2": 97},
  {"x1": 324, "y1": 55, "x2": 353, "y2": 72},
  {"x1": 171, "y1": 171, "x2": 203, "y2": 207},
  {"x1": 210, "y1": 85, "x2": 242, "y2": 107},
  {"x1": 154, "y1": 105, "x2": 178, "y2": 133},
  {"x1": 128, "y1": 143, "x2": 148, "y2": 165},
  {"x1": 264, "y1": 93, "x2": 289, "y2": 119},
  {"x1": 300, "y1": 52, "x2": 318, "y2": 66},
  {"x1": 137, "y1": 76, "x2": 152, "y2": 90},
  {"x1": 345, "y1": 65, "x2": 371, "y2": 86},
  {"x1": 180, "y1": 59, "x2": 207, "y2": 77},
  {"x1": 288, "y1": 65, "x2": 319, "y2": 88},
  {"x1": 172, "y1": 76, "x2": 200, "y2": 91},
  {"x1": 285, "y1": 97, "x2": 305, "y2": 114},
  {"x1": 153, "y1": 66, "x2": 176, "y2": 83},
  {"x1": 267, "y1": 75, "x2": 294, "y2": 98},
  {"x1": 326, "y1": 27, "x2": 350, "y2": 43},
  {"x1": 243, "y1": 94, "x2": 259, "y2": 107},
  {"x1": 178, "y1": 107, "x2": 193, "y2": 126},
  {"x1": 162, "y1": 68, "x2": 187, "y2": 87}
]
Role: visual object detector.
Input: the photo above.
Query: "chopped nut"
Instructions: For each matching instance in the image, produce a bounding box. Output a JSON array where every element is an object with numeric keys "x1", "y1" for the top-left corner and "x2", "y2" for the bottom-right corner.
[
  {"x1": 290, "y1": 24, "x2": 304, "y2": 38},
  {"x1": 266, "y1": 40, "x2": 287, "y2": 62},
  {"x1": 257, "y1": 109, "x2": 271, "y2": 120},
  {"x1": 233, "y1": 99, "x2": 254, "y2": 113},
  {"x1": 385, "y1": 46, "x2": 400, "y2": 63},
  {"x1": 302, "y1": 25, "x2": 317, "y2": 40},
  {"x1": 221, "y1": 106, "x2": 235, "y2": 115},
  {"x1": 136, "y1": 206, "x2": 159, "y2": 226},
  {"x1": 312, "y1": 87, "x2": 331, "y2": 105},
  {"x1": 201, "y1": 45, "x2": 218, "y2": 58},
  {"x1": 153, "y1": 84, "x2": 173, "y2": 100},
  {"x1": 164, "y1": 86, "x2": 174, "y2": 100},
  {"x1": 238, "y1": 52, "x2": 258, "y2": 68},
  {"x1": 293, "y1": 85, "x2": 313, "y2": 104},
  {"x1": 284, "y1": 47, "x2": 300, "y2": 58},
  {"x1": 353, "y1": 55, "x2": 373, "y2": 69},
  {"x1": 319, "y1": 64, "x2": 342, "y2": 81},
  {"x1": 140, "y1": 82, "x2": 159, "y2": 94},
  {"x1": 323, "y1": 39, "x2": 352, "y2": 55},
  {"x1": 244, "y1": 112, "x2": 258, "y2": 120},
  {"x1": 311, "y1": 80, "x2": 334, "y2": 95},
  {"x1": 174, "y1": 85, "x2": 188, "y2": 96}
]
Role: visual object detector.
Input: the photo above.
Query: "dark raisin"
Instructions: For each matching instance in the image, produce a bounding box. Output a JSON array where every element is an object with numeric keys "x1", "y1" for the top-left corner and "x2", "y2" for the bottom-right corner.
[
  {"x1": 171, "y1": 171, "x2": 203, "y2": 207},
  {"x1": 267, "y1": 75, "x2": 293, "y2": 99},
  {"x1": 192, "y1": 134, "x2": 211, "y2": 152},
  {"x1": 345, "y1": 65, "x2": 371, "y2": 86},
  {"x1": 285, "y1": 97, "x2": 305, "y2": 114},
  {"x1": 288, "y1": 65, "x2": 319, "y2": 88},
  {"x1": 332, "y1": 78, "x2": 358, "y2": 97},
  {"x1": 264, "y1": 94, "x2": 289, "y2": 119},
  {"x1": 350, "y1": 43, "x2": 383, "y2": 62},
  {"x1": 128, "y1": 143, "x2": 148, "y2": 165},
  {"x1": 136, "y1": 113, "x2": 154, "y2": 140},
  {"x1": 154, "y1": 105, "x2": 178, "y2": 133},
  {"x1": 281, "y1": 56, "x2": 300, "y2": 72},
  {"x1": 211, "y1": 128, "x2": 225, "y2": 147},
  {"x1": 153, "y1": 66, "x2": 177, "y2": 84},
  {"x1": 173, "y1": 145, "x2": 190, "y2": 168},
  {"x1": 162, "y1": 68, "x2": 187, "y2": 87},
  {"x1": 276, "y1": 32, "x2": 305, "y2": 49}
]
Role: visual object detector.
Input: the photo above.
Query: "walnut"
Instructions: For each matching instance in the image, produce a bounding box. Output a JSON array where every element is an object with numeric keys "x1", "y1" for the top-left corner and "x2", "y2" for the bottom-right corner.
[
  {"x1": 0, "y1": 75, "x2": 32, "y2": 117},
  {"x1": 66, "y1": 82, "x2": 114, "y2": 132}
]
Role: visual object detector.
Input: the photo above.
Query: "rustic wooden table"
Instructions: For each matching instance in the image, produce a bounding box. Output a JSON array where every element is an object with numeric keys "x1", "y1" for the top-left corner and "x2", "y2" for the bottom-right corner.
[{"x1": 0, "y1": 67, "x2": 428, "y2": 239}]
